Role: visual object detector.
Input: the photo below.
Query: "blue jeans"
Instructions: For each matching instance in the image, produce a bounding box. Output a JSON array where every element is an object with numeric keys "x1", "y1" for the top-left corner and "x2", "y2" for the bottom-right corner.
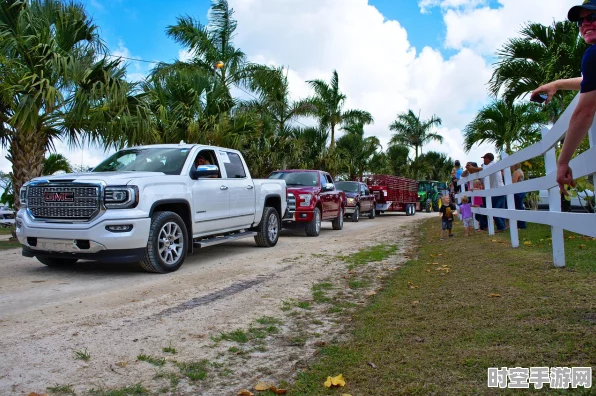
[
  {"x1": 491, "y1": 195, "x2": 507, "y2": 230},
  {"x1": 476, "y1": 198, "x2": 488, "y2": 230},
  {"x1": 514, "y1": 192, "x2": 526, "y2": 229}
]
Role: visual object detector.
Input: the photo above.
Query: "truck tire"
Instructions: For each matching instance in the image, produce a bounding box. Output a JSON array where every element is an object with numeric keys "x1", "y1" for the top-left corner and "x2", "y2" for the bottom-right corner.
[
  {"x1": 36, "y1": 257, "x2": 78, "y2": 267},
  {"x1": 305, "y1": 207, "x2": 321, "y2": 237},
  {"x1": 351, "y1": 206, "x2": 360, "y2": 222},
  {"x1": 432, "y1": 195, "x2": 443, "y2": 212},
  {"x1": 369, "y1": 206, "x2": 376, "y2": 219},
  {"x1": 254, "y1": 206, "x2": 280, "y2": 247},
  {"x1": 425, "y1": 198, "x2": 432, "y2": 213},
  {"x1": 332, "y1": 207, "x2": 344, "y2": 230},
  {"x1": 411, "y1": 204, "x2": 416, "y2": 215},
  {"x1": 140, "y1": 211, "x2": 188, "y2": 274}
]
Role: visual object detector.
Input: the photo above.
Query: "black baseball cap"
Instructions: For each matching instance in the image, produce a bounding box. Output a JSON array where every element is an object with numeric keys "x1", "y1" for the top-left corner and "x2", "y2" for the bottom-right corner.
[
  {"x1": 481, "y1": 153, "x2": 494, "y2": 161},
  {"x1": 568, "y1": 0, "x2": 596, "y2": 22}
]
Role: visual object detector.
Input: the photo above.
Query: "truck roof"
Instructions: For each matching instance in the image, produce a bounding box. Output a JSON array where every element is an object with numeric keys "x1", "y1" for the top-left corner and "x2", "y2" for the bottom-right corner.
[
  {"x1": 127, "y1": 143, "x2": 238, "y2": 152},
  {"x1": 272, "y1": 169, "x2": 323, "y2": 173}
]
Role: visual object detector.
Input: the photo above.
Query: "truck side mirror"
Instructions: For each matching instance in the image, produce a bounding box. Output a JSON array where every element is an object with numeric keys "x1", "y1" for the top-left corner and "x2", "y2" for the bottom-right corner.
[
  {"x1": 322, "y1": 183, "x2": 334, "y2": 192},
  {"x1": 190, "y1": 164, "x2": 219, "y2": 180}
]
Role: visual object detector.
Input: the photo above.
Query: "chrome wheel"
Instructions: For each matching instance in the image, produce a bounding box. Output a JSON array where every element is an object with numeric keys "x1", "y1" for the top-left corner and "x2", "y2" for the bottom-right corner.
[
  {"x1": 267, "y1": 212, "x2": 279, "y2": 242},
  {"x1": 158, "y1": 221, "x2": 184, "y2": 265},
  {"x1": 315, "y1": 210, "x2": 321, "y2": 234}
]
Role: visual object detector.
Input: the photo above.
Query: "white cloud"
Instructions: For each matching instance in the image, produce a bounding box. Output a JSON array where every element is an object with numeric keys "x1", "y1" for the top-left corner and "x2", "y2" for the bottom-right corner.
[
  {"x1": 111, "y1": 40, "x2": 149, "y2": 82},
  {"x1": 422, "y1": 0, "x2": 579, "y2": 55},
  {"x1": 179, "y1": 49, "x2": 193, "y2": 62},
  {"x1": 230, "y1": 0, "x2": 495, "y2": 164}
]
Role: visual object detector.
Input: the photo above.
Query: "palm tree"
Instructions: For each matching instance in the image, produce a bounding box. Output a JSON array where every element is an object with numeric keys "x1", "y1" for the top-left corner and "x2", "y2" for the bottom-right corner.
[
  {"x1": 389, "y1": 110, "x2": 442, "y2": 160},
  {"x1": 0, "y1": 0, "x2": 155, "y2": 208},
  {"x1": 42, "y1": 154, "x2": 72, "y2": 176},
  {"x1": 306, "y1": 70, "x2": 373, "y2": 151},
  {"x1": 490, "y1": 21, "x2": 587, "y2": 108},
  {"x1": 335, "y1": 122, "x2": 382, "y2": 180},
  {"x1": 415, "y1": 151, "x2": 454, "y2": 181},
  {"x1": 463, "y1": 100, "x2": 545, "y2": 155}
]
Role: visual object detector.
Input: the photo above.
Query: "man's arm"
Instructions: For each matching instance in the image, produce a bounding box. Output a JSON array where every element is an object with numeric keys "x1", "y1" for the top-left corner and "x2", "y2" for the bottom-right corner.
[
  {"x1": 466, "y1": 164, "x2": 483, "y2": 173},
  {"x1": 557, "y1": 90, "x2": 596, "y2": 190},
  {"x1": 532, "y1": 77, "x2": 582, "y2": 104}
]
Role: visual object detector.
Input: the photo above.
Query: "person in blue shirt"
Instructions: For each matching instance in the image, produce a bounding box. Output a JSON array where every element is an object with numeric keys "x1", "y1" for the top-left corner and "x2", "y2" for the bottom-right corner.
[{"x1": 532, "y1": 0, "x2": 596, "y2": 194}]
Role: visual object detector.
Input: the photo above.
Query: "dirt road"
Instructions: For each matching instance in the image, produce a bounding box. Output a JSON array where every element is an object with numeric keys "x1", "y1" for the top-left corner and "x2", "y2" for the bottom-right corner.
[{"x1": 0, "y1": 213, "x2": 433, "y2": 395}]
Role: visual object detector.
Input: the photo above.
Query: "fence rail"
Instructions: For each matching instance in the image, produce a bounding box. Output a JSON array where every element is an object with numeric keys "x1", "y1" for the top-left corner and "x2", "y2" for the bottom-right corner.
[{"x1": 456, "y1": 94, "x2": 596, "y2": 267}]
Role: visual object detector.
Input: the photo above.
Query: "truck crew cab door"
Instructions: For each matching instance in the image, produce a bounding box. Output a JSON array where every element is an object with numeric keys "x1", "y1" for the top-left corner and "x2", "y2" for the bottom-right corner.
[
  {"x1": 191, "y1": 149, "x2": 233, "y2": 235},
  {"x1": 219, "y1": 150, "x2": 256, "y2": 229},
  {"x1": 320, "y1": 173, "x2": 338, "y2": 219}
]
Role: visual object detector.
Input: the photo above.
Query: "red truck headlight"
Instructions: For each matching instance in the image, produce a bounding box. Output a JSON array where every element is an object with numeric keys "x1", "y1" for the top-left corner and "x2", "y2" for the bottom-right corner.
[{"x1": 298, "y1": 194, "x2": 313, "y2": 207}]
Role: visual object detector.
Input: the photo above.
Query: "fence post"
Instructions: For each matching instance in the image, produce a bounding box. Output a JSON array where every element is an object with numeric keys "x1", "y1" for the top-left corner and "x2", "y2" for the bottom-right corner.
[
  {"x1": 484, "y1": 175, "x2": 494, "y2": 235},
  {"x1": 502, "y1": 153, "x2": 519, "y2": 248},
  {"x1": 543, "y1": 127, "x2": 565, "y2": 267}
]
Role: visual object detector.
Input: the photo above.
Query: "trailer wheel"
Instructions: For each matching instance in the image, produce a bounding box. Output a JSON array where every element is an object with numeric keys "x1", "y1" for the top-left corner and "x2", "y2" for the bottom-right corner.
[
  {"x1": 351, "y1": 206, "x2": 359, "y2": 222},
  {"x1": 411, "y1": 204, "x2": 416, "y2": 216},
  {"x1": 375, "y1": 210, "x2": 381, "y2": 216},
  {"x1": 425, "y1": 198, "x2": 432, "y2": 213}
]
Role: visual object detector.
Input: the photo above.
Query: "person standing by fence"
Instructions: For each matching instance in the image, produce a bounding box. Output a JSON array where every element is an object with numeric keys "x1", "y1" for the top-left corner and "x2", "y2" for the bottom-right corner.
[
  {"x1": 511, "y1": 163, "x2": 527, "y2": 229},
  {"x1": 466, "y1": 153, "x2": 507, "y2": 232},
  {"x1": 532, "y1": 1, "x2": 596, "y2": 193}
]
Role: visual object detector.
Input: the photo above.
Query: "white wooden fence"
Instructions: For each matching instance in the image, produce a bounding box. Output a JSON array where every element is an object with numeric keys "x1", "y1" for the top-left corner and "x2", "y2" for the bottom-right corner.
[{"x1": 456, "y1": 94, "x2": 596, "y2": 267}]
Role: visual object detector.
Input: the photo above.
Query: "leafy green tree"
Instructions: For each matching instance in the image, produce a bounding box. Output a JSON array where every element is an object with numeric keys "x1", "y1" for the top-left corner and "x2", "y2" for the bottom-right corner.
[
  {"x1": 489, "y1": 21, "x2": 587, "y2": 117},
  {"x1": 414, "y1": 151, "x2": 453, "y2": 181},
  {"x1": 306, "y1": 70, "x2": 373, "y2": 151},
  {"x1": 42, "y1": 153, "x2": 72, "y2": 175},
  {"x1": 0, "y1": 0, "x2": 154, "y2": 208},
  {"x1": 389, "y1": 110, "x2": 442, "y2": 160},
  {"x1": 335, "y1": 122, "x2": 381, "y2": 180},
  {"x1": 463, "y1": 100, "x2": 545, "y2": 155}
]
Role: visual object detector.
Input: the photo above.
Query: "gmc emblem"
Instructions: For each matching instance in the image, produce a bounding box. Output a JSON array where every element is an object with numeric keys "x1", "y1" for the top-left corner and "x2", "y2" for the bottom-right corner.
[{"x1": 44, "y1": 191, "x2": 74, "y2": 202}]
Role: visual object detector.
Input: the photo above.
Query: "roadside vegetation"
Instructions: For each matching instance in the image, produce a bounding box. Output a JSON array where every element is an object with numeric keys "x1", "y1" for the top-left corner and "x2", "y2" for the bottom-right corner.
[{"x1": 290, "y1": 219, "x2": 596, "y2": 395}]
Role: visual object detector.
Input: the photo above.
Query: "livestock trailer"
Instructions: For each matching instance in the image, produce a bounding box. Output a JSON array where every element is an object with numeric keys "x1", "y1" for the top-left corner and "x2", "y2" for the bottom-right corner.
[{"x1": 360, "y1": 175, "x2": 420, "y2": 216}]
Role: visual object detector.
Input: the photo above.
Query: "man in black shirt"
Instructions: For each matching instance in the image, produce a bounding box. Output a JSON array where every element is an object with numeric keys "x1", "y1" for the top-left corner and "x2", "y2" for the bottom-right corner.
[{"x1": 532, "y1": 0, "x2": 596, "y2": 194}]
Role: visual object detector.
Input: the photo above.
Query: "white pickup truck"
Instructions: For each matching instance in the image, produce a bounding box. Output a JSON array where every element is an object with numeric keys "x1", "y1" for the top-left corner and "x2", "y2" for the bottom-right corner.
[{"x1": 15, "y1": 144, "x2": 287, "y2": 273}]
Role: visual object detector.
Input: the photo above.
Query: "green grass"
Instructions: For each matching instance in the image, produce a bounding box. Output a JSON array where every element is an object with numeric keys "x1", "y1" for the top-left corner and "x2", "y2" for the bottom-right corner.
[
  {"x1": 162, "y1": 344, "x2": 177, "y2": 354},
  {"x1": 88, "y1": 383, "x2": 148, "y2": 396},
  {"x1": 0, "y1": 227, "x2": 12, "y2": 235},
  {"x1": 282, "y1": 299, "x2": 312, "y2": 311},
  {"x1": 47, "y1": 383, "x2": 75, "y2": 395},
  {"x1": 340, "y1": 244, "x2": 398, "y2": 270},
  {"x1": 73, "y1": 348, "x2": 90, "y2": 361},
  {"x1": 312, "y1": 282, "x2": 333, "y2": 303},
  {"x1": 255, "y1": 316, "x2": 283, "y2": 326},
  {"x1": 136, "y1": 354, "x2": 166, "y2": 367},
  {"x1": 290, "y1": 220, "x2": 596, "y2": 395},
  {"x1": 0, "y1": 240, "x2": 20, "y2": 250},
  {"x1": 153, "y1": 370, "x2": 179, "y2": 389},
  {"x1": 176, "y1": 360, "x2": 209, "y2": 381},
  {"x1": 347, "y1": 279, "x2": 368, "y2": 289}
]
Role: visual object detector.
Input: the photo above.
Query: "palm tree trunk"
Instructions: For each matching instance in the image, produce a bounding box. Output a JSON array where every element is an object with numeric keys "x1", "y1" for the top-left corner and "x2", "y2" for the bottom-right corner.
[
  {"x1": 330, "y1": 123, "x2": 336, "y2": 151},
  {"x1": 9, "y1": 129, "x2": 46, "y2": 210}
]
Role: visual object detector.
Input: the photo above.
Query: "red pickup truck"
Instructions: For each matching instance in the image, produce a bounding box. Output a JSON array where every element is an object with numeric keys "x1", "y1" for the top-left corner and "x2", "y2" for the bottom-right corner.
[{"x1": 268, "y1": 170, "x2": 346, "y2": 236}]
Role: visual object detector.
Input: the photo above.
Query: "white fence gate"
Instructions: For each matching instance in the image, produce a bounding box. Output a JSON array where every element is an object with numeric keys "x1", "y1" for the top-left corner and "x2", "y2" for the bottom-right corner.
[{"x1": 457, "y1": 94, "x2": 596, "y2": 267}]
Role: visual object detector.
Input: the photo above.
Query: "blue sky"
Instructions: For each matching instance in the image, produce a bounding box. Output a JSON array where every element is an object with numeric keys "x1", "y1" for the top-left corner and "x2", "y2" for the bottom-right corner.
[{"x1": 0, "y1": 0, "x2": 580, "y2": 191}]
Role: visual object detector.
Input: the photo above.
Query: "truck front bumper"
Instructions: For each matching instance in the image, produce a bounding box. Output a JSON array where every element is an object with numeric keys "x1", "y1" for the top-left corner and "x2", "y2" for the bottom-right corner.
[
  {"x1": 344, "y1": 205, "x2": 357, "y2": 214},
  {"x1": 281, "y1": 210, "x2": 314, "y2": 223},
  {"x1": 16, "y1": 211, "x2": 151, "y2": 262}
]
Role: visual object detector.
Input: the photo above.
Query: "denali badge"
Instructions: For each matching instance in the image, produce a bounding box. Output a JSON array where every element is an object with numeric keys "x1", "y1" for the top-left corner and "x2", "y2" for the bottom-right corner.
[{"x1": 44, "y1": 191, "x2": 75, "y2": 202}]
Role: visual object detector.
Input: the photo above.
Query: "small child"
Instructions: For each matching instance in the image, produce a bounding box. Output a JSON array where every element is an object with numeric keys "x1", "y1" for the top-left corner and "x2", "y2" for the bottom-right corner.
[
  {"x1": 439, "y1": 196, "x2": 457, "y2": 240},
  {"x1": 471, "y1": 179, "x2": 483, "y2": 207},
  {"x1": 459, "y1": 195, "x2": 474, "y2": 236}
]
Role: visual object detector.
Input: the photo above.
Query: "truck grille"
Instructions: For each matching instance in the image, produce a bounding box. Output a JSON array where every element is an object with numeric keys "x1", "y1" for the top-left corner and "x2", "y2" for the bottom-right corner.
[
  {"x1": 28, "y1": 184, "x2": 100, "y2": 221},
  {"x1": 286, "y1": 193, "x2": 296, "y2": 218}
]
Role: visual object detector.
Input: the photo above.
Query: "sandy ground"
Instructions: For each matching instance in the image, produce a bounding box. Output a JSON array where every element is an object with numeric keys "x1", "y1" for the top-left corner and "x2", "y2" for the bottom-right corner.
[{"x1": 0, "y1": 212, "x2": 433, "y2": 395}]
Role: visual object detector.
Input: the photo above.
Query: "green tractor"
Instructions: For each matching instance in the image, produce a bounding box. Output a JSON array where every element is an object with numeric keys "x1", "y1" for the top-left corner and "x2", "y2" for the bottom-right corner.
[{"x1": 417, "y1": 180, "x2": 449, "y2": 212}]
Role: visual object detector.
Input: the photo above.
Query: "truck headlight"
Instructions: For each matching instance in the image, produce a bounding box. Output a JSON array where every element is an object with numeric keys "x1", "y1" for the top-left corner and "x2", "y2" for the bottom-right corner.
[
  {"x1": 104, "y1": 186, "x2": 138, "y2": 209},
  {"x1": 347, "y1": 197, "x2": 355, "y2": 205},
  {"x1": 299, "y1": 194, "x2": 312, "y2": 207},
  {"x1": 19, "y1": 186, "x2": 28, "y2": 208}
]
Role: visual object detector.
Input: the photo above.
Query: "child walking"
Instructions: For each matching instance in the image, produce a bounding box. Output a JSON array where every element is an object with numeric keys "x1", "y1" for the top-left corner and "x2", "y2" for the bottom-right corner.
[
  {"x1": 439, "y1": 196, "x2": 457, "y2": 240},
  {"x1": 459, "y1": 195, "x2": 474, "y2": 236}
]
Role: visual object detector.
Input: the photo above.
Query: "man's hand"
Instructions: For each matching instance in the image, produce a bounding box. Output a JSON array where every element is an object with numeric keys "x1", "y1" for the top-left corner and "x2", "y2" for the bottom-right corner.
[
  {"x1": 556, "y1": 163, "x2": 575, "y2": 195},
  {"x1": 531, "y1": 82, "x2": 558, "y2": 105}
]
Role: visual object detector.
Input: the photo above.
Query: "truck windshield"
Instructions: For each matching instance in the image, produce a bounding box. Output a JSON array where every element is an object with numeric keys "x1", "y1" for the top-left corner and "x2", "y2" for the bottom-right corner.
[
  {"x1": 93, "y1": 148, "x2": 191, "y2": 175},
  {"x1": 268, "y1": 171, "x2": 319, "y2": 186},
  {"x1": 335, "y1": 181, "x2": 359, "y2": 193}
]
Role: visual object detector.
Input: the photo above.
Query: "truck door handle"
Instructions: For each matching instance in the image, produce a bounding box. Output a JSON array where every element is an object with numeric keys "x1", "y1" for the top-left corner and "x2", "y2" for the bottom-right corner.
[
  {"x1": 247, "y1": 185, "x2": 254, "y2": 189},
  {"x1": 220, "y1": 186, "x2": 228, "y2": 190}
]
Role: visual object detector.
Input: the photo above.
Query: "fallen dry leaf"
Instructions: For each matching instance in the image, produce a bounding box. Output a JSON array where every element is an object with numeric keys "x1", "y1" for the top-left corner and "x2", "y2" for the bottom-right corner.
[
  {"x1": 27, "y1": 393, "x2": 48, "y2": 396},
  {"x1": 255, "y1": 382, "x2": 269, "y2": 391},
  {"x1": 367, "y1": 361, "x2": 378, "y2": 369},
  {"x1": 366, "y1": 291, "x2": 377, "y2": 296},
  {"x1": 324, "y1": 374, "x2": 346, "y2": 388},
  {"x1": 578, "y1": 244, "x2": 587, "y2": 249},
  {"x1": 425, "y1": 269, "x2": 431, "y2": 272},
  {"x1": 488, "y1": 293, "x2": 501, "y2": 298},
  {"x1": 412, "y1": 300, "x2": 420, "y2": 306},
  {"x1": 269, "y1": 386, "x2": 287, "y2": 394},
  {"x1": 238, "y1": 390, "x2": 254, "y2": 396},
  {"x1": 524, "y1": 241, "x2": 533, "y2": 246},
  {"x1": 115, "y1": 361, "x2": 128, "y2": 368}
]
